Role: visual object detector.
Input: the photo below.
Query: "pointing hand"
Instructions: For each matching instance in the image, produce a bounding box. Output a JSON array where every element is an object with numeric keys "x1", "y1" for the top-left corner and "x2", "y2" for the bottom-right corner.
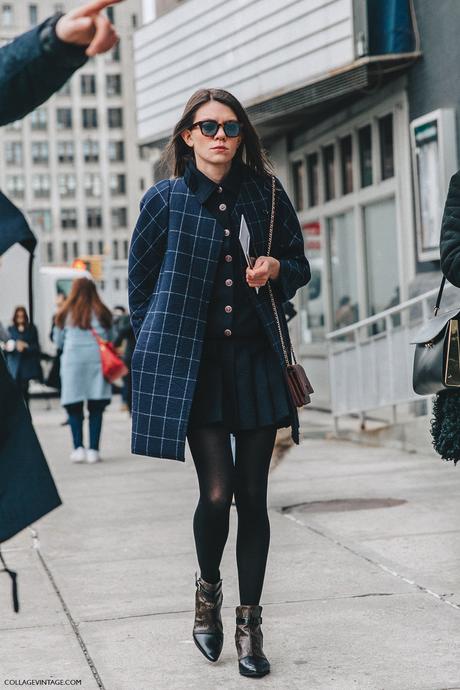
[{"x1": 55, "y1": 0, "x2": 124, "y2": 57}]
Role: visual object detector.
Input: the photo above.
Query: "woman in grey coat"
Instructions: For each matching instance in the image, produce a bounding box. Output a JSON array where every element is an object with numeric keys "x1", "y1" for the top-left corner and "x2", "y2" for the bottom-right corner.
[{"x1": 53, "y1": 278, "x2": 112, "y2": 463}]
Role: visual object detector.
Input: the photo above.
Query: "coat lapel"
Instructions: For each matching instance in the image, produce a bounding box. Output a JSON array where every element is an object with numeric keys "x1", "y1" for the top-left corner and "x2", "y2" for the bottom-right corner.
[{"x1": 175, "y1": 179, "x2": 223, "y2": 268}]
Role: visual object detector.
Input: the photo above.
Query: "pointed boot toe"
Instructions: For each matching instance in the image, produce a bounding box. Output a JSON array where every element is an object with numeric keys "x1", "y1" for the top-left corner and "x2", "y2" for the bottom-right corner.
[
  {"x1": 193, "y1": 631, "x2": 224, "y2": 662},
  {"x1": 238, "y1": 655, "x2": 271, "y2": 678},
  {"x1": 235, "y1": 604, "x2": 271, "y2": 678},
  {"x1": 192, "y1": 572, "x2": 224, "y2": 663}
]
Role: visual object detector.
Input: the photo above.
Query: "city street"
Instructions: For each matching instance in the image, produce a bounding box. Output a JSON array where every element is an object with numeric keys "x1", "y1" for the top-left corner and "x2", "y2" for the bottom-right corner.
[{"x1": 0, "y1": 401, "x2": 459, "y2": 690}]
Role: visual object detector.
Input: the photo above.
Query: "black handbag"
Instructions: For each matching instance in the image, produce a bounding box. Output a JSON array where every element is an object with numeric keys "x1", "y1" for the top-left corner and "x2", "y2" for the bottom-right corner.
[
  {"x1": 265, "y1": 176, "x2": 314, "y2": 407},
  {"x1": 411, "y1": 276, "x2": 460, "y2": 395}
]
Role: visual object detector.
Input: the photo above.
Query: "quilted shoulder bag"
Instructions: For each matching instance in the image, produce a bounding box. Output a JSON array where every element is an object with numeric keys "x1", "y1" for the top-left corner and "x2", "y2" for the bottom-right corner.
[
  {"x1": 264, "y1": 176, "x2": 314, "y2": 407},
  {"x1": 411, "y1": 276, "x2": 460, "y2": 395}
]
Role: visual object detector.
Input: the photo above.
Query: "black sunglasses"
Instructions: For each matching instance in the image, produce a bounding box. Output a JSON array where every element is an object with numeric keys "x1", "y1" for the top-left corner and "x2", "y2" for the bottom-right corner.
[{"x1": 190, "y1": 119, "x2": 242, "y2": 138}]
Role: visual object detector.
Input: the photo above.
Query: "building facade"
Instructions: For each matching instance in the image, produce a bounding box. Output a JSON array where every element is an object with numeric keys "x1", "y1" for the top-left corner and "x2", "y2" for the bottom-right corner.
[
  {"x1": 133, "y1": 0, "x2": 457, "y2": 408},
  {"x1": 0, "y1": 0, "x2": 149, "y2": 307}
]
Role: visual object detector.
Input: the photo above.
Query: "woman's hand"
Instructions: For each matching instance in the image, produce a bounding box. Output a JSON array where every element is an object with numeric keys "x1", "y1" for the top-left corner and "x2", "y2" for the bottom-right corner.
[
  {"x1": 55, "y1": 0, "x2": 122, "y2": 57},
  {"x1": 16, "y1": 340, "x2": 28, "y2": 352},
  {"x1": 246, "y1": 256, "x2": 280, "y2": 288}
]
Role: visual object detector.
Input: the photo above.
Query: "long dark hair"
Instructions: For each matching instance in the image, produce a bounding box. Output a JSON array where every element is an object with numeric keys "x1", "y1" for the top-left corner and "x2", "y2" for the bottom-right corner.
[
  {"x1": 12, "y1": 306, "x2": 29, "y2": 329},
  {"x1": 55, "y1": 277, "x2": 112, "y2": 330},
  {"x1": 161, "y1": 88, "x2": 273, "y2": 178}
]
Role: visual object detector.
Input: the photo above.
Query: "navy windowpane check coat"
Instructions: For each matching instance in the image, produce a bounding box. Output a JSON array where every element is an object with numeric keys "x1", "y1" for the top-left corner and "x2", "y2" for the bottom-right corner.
[{"x1": 128, "y1": 165, "x2": 311, "y2": 461}]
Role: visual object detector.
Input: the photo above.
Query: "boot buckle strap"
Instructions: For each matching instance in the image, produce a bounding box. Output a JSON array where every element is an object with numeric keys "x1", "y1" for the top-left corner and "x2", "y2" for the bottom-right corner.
[{"x1": 236, "y1": 615, "x2": 262, "y2": 625}]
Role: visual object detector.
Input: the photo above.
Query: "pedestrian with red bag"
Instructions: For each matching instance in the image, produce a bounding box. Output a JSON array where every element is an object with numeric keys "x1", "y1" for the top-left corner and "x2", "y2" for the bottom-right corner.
[{"x1": 52, "y1": 277, "x2": 114, "y2": 463}]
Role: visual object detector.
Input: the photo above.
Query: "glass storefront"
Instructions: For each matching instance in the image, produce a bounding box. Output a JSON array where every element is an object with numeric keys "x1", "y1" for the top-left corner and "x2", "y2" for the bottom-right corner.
[{"x1": 290, "y1": 103, "x2": 403, "y2": 348}]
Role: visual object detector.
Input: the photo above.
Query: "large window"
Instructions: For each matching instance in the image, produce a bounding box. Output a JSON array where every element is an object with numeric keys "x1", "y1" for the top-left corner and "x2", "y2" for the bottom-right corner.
[
  {"x1": 290, "y1": 103, "x2": 401, "y2": 346},
  {"x1": 58, "y1": 173, "x2": 76, "y2": 197},
  {"x1": 111, "y1": 207, "x2": 127, "y2": 228},
  {"x1": 84, "y1": 173, "x2": 102, "y2": 198},
  {"x1": 61, "y1": 208, "x2": 77, "y2": 229},
  {"x1": 82, "y1": 108, "x2": 98, "y2": 129},
  {"x1": 291, "y1": 160, "x2": 305, "y2": 211},
  {"x1": 106, "y1": 74, "x2": 122, "y2": 96},
  {"x1": 364, "y1": 198, "x2": 399, "y2": 321},
  {"x1": 110, "y1": 173, "x2": 126, "y2": 196},
  {"x1": 57, "y1": 108, "x2": 72, "y2": 130},
  {"x1": 31, "y1": 141, "x2": 49, "y2": 164},
  {"x1": 32, "y1": 174, "x2": 51, "y2": 198},
  {"x1": 6, "y1": 175, "x2": 25, "y2": 198},
  {"x1": 83, "y1": 140, "x2": 99, "y2": 163},
  {"x1": 108, "y1": 108, "x2": 123, "y2": 128},
  {"x1": 29, "y1": 209, "x2": 52, "y2": 234},
  {"x1": 307, "y1": 153, "x2": 319, "y2": 207},
  {"x1": 81, "y1": 74, "x2": 96, "y2": 95},
  {"x1": 5, "y1": 142, "x2": 23, "y2": 165},
  {"x1": 87, "y1": 207, "x2": 102, "y2": 229},
  {"x1": 359, "y1": 125, "x2": 373, "y2": 188},
  {"x1": 340, "y1": 135, "x2": 353, "y2": 195},
  {"x1": 28, "y1": 4, "x2": 38, "y2": 25},
  {"x1": 2, "y1": 4, "x2": 13, "y2": 26},
  {"x1": 108, "y1": 140, "x2": 124, "y2": 162},
  {"x1": 323, "y1": 145, "x2": 335, "y2": 201},
  {"x1": 57, "y1": 141, "x2": 74, "y2": 163},
  {"x1": 379, "y1": 114, "x2": 394, "y2": 180},
  {"x1": 30, "y1": 108, "x2": 47, "y2": 131},
  {"x1": 328, "y1": 212, "x2": 359, "y2": 333}
]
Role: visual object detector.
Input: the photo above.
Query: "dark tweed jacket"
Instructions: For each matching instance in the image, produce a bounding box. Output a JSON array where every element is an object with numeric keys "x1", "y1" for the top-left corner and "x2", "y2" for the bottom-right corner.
[{"x1": 128, "y1": 165, "x2": 311, "y2": 461}]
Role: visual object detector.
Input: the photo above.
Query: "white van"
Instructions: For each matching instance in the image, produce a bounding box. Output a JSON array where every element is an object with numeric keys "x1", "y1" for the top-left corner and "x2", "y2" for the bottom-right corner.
[{"x1": 0, "y1": 244, "x2": 91, "y2": 357}]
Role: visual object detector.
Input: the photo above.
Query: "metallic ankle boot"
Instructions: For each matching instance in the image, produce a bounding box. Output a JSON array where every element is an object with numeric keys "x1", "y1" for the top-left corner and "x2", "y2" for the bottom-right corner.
[
  {"x1": 235, "y1": 604, "x2": 270, "y2": 677},
  {"x1": 192, "y1": 571, "x2": 224, "y2": 662}
]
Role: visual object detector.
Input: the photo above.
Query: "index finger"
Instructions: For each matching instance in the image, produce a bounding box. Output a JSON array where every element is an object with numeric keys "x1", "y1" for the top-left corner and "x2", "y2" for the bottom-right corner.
[{"x1": 73, "y1": 0, "x2": 124, "y2": 18}]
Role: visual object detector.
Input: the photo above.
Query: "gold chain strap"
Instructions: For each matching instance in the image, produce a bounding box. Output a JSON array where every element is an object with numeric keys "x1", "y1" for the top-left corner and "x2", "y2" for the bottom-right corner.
[{"x1": 265, "y1": 175, "x2": 296, "y2": 368}]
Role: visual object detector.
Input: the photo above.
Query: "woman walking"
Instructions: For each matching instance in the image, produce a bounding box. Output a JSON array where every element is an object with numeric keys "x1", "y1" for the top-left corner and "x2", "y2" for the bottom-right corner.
[
  {"x1": 5, "y1": 306, "x2": 42, "y2": 407},
  {"x1": 53, "y1": 277, "x2": 112, "y2": 463},
  {"x1": 128, "y1": 88, "x2": 311, "y2": 677}
]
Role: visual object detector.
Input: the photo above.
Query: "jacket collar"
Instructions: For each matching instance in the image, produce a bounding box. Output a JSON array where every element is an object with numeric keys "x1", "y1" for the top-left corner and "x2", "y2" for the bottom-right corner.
[{"x1": 183, "y1": 157, "x2": 243, "y2": 203}]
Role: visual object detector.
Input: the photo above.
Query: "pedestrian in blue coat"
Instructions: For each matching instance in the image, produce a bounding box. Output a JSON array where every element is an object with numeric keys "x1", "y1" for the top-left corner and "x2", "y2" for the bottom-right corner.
[
  {"x1": 128, "y1": 88, "x2": 311, "y2": 678},
  {"x1": 53, "y1": 278, "x2": 113, "y2": 464}
]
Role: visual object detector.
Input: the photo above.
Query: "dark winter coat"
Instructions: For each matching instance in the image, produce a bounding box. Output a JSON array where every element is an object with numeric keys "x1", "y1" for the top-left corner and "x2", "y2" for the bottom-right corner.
[
  {"x1": 5, "y1": 324, "x2": 42, "y2": 382},
  {"x1": 0, "y1": 13, "x2": 88, "y2": 126},
  {"x1": 128, "y1": 166, "x2": 311, "y2": 462},
  {"x1": 440, "y1": 170, "x2": 460, "y2": 287},
  {"x1": 0, "y1": 16, "x2": 87, "y2": 547}
]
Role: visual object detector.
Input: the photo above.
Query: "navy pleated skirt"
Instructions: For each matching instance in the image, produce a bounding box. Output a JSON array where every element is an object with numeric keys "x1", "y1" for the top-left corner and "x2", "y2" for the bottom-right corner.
[{"x1": 187, "y1": 335, "x2": 291, "y2": 433}]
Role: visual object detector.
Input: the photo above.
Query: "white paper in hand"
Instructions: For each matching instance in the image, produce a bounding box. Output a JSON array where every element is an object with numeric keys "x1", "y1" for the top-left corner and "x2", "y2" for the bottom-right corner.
[{"x1": 239, "y1": 214, "x2": 259, "y2": 293}]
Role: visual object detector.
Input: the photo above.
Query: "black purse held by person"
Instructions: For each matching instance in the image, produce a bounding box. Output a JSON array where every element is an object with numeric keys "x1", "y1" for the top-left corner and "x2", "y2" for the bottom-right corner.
[
  {"x1": 411, "y1": 276, "x2": 460, "y2": 465},
  {"x1": 411, "y1": 276, "x2": 460, "y2": 395}
]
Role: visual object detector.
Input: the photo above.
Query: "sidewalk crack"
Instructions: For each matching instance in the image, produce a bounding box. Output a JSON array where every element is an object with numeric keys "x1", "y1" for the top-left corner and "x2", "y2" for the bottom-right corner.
[
  {"x1": 33, "y1": 536, "x2": 105, "y2": 690},
  {"x1": 282, "y1": 513, "x2": 460, "y2": 612}
]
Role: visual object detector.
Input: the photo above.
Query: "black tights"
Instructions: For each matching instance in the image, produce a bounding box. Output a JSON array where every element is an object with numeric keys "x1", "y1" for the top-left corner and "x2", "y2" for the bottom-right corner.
[{"x1": 186, "y1": 422, "x2": 277, "y2": 605}]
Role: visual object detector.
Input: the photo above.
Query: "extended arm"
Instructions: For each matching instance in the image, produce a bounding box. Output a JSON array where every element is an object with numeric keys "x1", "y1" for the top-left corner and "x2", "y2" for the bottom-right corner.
[
  {"x1": 0, "y1": 0, "x2": 121, "y2": 125},
  {"x1": 0, "y1": 17, "x2": 87, "y2": 126}
]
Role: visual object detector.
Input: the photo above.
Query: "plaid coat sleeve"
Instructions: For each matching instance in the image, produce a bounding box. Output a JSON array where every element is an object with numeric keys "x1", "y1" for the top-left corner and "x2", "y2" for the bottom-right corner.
[
  {"x1": 128, "y1": 180, "x2": 170, "y2": 338},
  {"x1": 440, "y1": 170, "x2": 460, "y2": 287},
  {"x1": 269, "y1": 177, "x2": 311, "y2": 302}
]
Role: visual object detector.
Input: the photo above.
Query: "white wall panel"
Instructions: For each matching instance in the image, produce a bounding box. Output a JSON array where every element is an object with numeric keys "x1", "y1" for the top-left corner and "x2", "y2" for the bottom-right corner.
[{"x1": 134, "y1": 0, "x2": 355, "y2": 142}]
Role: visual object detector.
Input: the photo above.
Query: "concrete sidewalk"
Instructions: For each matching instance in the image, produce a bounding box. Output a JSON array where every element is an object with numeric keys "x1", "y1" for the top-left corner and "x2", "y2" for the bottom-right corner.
[{"x1": 1, "y1": 400, "x2": 460, "y2": 690}]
